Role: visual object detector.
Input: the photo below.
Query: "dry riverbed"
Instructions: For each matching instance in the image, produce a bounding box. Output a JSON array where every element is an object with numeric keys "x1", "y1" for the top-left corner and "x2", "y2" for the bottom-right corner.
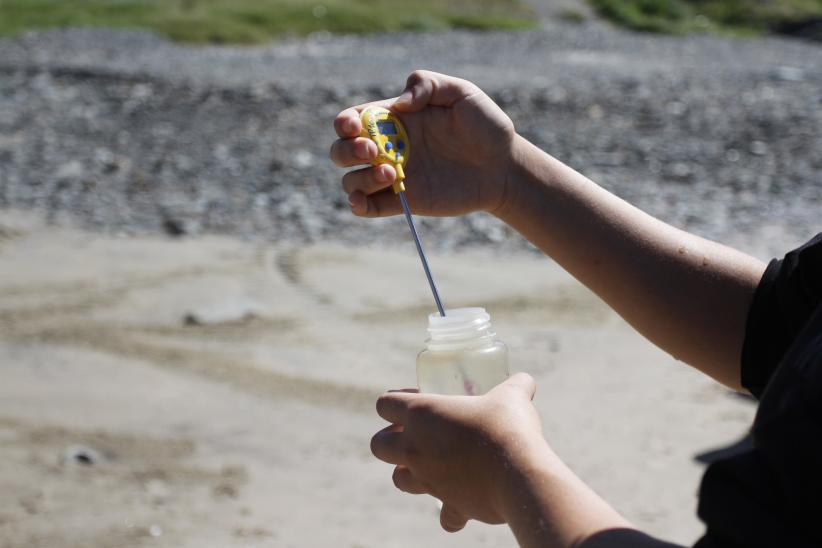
[{"x1": 0, "y1": 211, "x2": 757, "y2": 547}]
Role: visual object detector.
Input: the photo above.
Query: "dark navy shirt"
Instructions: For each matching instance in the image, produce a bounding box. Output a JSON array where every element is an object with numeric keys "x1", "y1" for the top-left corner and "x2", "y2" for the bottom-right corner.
[{"x1": 695, "y1": 234, "x2": 822, "y2": 547}]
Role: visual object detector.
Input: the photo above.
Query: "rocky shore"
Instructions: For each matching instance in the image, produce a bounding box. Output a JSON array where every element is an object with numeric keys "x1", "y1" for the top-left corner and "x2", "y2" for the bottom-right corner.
[{"x1": 0, "y1": 24, "x2": 819, "y2": 257}]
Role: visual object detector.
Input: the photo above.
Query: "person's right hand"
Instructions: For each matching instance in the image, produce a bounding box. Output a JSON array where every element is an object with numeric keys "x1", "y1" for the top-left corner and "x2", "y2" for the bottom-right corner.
[{"x1": 330, "y1": 70, "x2": 517, "y2": 218}]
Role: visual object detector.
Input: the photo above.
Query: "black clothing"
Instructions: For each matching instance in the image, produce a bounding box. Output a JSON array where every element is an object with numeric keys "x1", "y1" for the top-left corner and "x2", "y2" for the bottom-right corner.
[{"x1": 695, "y1": 234, "x2": 822, "y2": 547}]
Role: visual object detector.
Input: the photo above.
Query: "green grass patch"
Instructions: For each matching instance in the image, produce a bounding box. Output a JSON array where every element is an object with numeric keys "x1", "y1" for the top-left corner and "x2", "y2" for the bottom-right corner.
[
  {"x1": 0, "y1": 0, "x2": 536, "y2": 44},
  {"x1": 588, "y1": 0, "x2": 822, "y2": 37}
]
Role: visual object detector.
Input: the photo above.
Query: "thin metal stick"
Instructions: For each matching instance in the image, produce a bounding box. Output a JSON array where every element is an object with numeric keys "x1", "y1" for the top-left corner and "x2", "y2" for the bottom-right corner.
[{"x1": 398, "y1": 191, "x2": 446, "y2": 317}]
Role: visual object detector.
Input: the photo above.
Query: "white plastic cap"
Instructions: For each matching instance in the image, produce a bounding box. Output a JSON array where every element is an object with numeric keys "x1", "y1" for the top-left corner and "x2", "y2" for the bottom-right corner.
[{"x1": 426, "y1": 307, "x2": 494, "y2": 350}]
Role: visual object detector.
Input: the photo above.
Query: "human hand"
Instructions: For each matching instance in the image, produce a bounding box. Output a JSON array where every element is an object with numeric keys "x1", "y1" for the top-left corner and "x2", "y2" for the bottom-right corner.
[
  {"x1": 370, "y1": 373, "x2": 550, "y2": 532},
  {"x1": 330, "y1": 70, "x2": 517, "y2": 217}
]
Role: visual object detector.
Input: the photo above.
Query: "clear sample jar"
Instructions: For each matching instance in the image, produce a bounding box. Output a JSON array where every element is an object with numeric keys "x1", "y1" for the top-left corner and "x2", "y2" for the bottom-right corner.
[{"x1": 416, "y1": 307, "x2": 509, "y2": 395}]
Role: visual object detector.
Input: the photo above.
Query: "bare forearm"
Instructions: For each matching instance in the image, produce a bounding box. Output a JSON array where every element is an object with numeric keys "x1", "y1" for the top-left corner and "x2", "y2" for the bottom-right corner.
[
  {"x1": 496, "y1": 136, "x2": 766, "y2": 388},
  {"x1": 499, "y1": 443, "x2": 681, "y2": 548},
  {"x1": 501, "y1": 447, "x2": 628, "y2": 548}
]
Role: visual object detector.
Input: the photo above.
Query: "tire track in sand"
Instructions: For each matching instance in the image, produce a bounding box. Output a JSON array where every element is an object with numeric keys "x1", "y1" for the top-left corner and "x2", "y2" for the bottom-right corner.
[
  {"x1": 8, "y1": 323, "x2": 375, "y2": 413},
  {"x1": 0, "y1": 239, "x2": 374, "y2": 413}
]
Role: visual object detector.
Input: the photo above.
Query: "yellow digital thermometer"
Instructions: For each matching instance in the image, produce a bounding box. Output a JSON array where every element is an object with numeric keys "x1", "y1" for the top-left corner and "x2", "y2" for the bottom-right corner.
[
  {"x1": 360, "y1": 106, "x2": 410, "y2": 194},
  {"x1": 359, "y1": 106, "x2": 445, "y2": 317}
]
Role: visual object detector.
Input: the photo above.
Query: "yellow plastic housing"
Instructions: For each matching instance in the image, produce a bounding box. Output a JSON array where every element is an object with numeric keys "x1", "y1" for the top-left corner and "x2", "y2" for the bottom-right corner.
[{"x1": 359, "y1": 106, "x2": 410, "y2": 194}]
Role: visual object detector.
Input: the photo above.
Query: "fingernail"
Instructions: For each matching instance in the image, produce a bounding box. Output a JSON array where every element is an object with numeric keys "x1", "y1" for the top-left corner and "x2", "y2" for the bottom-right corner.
[{"x1": 377, "y1": 166, "x2": 390, "y2": 182}]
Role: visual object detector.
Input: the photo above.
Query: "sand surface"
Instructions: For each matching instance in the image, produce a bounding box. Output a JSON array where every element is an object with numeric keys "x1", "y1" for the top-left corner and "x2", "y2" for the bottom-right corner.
[{"x1": 0, "y1": 211, "x2": 757, "y2": 547}]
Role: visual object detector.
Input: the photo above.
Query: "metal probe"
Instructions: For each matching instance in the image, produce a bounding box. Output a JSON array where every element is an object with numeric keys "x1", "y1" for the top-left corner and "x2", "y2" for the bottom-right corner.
[
  {"x1": 358, "y1": 106, "x2": 445, "y2": 316},
  {"x1": 398, "y1": 191, "x2": 446, "y2": 317}
]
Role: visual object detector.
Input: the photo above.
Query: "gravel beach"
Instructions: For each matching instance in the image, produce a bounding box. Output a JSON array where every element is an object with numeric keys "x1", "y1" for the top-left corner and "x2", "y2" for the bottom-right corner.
[{"x1": 0, "y1": 23, "x2": 820, "y2": 256}]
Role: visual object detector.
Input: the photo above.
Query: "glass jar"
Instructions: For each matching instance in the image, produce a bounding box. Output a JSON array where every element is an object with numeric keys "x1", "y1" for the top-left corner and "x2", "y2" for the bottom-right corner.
[{"x1": 416, "y1": 307, "x2": 509, "y2": 395}]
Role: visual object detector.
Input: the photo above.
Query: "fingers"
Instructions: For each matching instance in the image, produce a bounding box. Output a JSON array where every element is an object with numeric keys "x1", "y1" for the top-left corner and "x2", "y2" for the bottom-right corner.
[
  {"x1": 392, "y1": 465, "x2": 428, "y2": 495},
  {"x1": 348, "y1": 188, "x2": 402, "y2": 218},
  {"x1": 333, "y1": 99, "x2": 397, "y2": 138},
  {"x1": 370, "y1": 424, "x2": 405, "y2": 465},
  {"x1": 329, "y1": 137, "x2": 377, "y2": 167},
  {"x1": 492, "y1": 372, "x2": 537, "y2": 401},
  {"x1": 440, "y1": 503, "x2": 468, "y2": 533},
  {"x1": 375, "y1": 390, "x2": 418, "y2": 424},
  {"x1": 393, "y1": 70, "x2": 479, "y2": 113},
  {"x1": 333, "y1": 107, "x2": 362, "y2": 138},
  {"x1": 341, "y1": 164, "x2": 395, "y2": 196}
]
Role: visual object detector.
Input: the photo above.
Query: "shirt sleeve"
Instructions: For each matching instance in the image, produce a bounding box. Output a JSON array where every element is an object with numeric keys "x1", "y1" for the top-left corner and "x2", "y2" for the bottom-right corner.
[{"x1": 741, "y1": 233, "x2": 822, "y2": 399}]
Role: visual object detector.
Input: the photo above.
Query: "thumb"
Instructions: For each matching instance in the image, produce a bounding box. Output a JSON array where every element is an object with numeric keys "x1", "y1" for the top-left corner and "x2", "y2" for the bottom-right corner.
[
  {"x1": 440, "y1": 503, "x2": 468, "y2": 533},
  {"x1": 493, "y1": 372, "x2": 536, "y2": 401},
  {"x1": 393, "y1": 70, "x2": 478, "y2": 112}
]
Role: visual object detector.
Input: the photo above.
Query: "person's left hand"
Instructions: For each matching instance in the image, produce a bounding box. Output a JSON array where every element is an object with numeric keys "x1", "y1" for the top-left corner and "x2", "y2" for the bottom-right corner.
[{"x1": 370, "y1": 373, "x2": 550, "y2": 532}]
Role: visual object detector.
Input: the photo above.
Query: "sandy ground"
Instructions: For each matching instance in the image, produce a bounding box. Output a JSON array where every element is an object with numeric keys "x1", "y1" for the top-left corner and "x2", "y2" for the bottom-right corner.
[{"x1": 0, "y1": 210, "x2": 757, "y2": 547}]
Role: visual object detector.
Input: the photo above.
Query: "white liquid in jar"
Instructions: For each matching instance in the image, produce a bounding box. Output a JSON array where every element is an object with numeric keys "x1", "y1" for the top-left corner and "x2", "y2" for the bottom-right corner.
[
  {"x1": 417, "y1": 341, "x2": 508, "y2": 395},
  {"x1": 416, "y1": 308, "x2": 509, "y2": 396}
]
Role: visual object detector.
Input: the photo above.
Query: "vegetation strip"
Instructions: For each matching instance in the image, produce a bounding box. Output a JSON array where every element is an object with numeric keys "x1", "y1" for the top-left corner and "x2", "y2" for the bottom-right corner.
[
  {"x1": 0, "y1": 0, "x2": 535, "y2": 43},
  {"x1": 588, "y1": 0, "x2": 822, "y2": 40}
]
